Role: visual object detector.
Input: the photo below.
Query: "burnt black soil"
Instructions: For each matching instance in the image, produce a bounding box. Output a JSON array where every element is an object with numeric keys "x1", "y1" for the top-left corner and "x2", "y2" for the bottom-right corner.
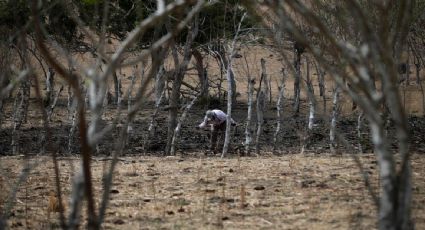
[{"x1": 1, "y1": 100, "x2": 424, "y2": 156}]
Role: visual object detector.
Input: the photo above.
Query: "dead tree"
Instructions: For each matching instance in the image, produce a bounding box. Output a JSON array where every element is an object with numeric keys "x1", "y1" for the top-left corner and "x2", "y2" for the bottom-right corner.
[
  {"x1": 165, "y1": 17, "x2": 199, "y2": 155},
  {"x1": 329, "y1": 86, "x2": 340, "y2": 154},
  {"x1": 307, "y1": 59, "x2": 315, "y2": 132},
  {"x1": 31, "y1": 1, "x2": 206, "y2": 228},
  {"x1": 0, "y1": 42, "x2": 13, "y2": 129},
  {"x1": 273, "y1": 68, "x2": 286, "y2": 152},
  {"x1": 148, "y1": 88, "x2": 165, "y2": 136},
  {"x1": 260, "y1": 58, "x2": 270, "y2": 104},
  {"x1": 212, "y1": 42, "x2": 238, "y2": 105},
  {"x1": 67, "y1": 73, "x2": 83, "y2": 154},
  {"x1": 241, "y1": 52, "x2": 255, "y2": 155},
  {"x1": 314, "y1": 60, "x2": 327, "y2": 112},
  {"x1": 222, "y1": 60, "x2": 236, "y2": 157},
  {"x1": 293, "y1": 41, "x2": 304, "y2": 116},
  {"x1": 126, "y1": 65, "x2": 140, "y2": 138},
  {"x1": 301, "y1": 57, "x2": 315, "y2": 154},
  {"x1": 146, "y1": 63, "x2": 166, "y2": 146},
  {"x1": 244, "y1": 69, "x2": 255, "y2": 155},
  {"x1": 47, "y1": 85, "x2": 64, "y2": 121},
  {"x1": 243, "y1": 1, "x2": 415, "y2": 228},
  {"x1": 154, "y1": 65, "x2": 166, "y2": 105},
  {"x1": 11, "y1": 37, "x2": 31, "y2": 154},
  {"x1": 192, "y1": 48, "x2": 209, "y2": 102},
  {"x1": 112, "y1": 71, "x2": 123, "y2": 105},
  {"x1": 357, "y1": 110, "x2": 364, "y2": 153},
  {"x1": 222, "y1": 12, "x2": 246, "y2": 158},
  {"x1": 170, "y1": 94, "x2": 199, "y2": 155},
  {"x1": 409, "y1": 40, "x2": 425, "y2": 114},
  {"x1": 410, "y1": 41, "x2": 422, "y2": 85},
  {"x1": 11, "y1": 85, "x2": 25, "y2": 154},
  {"x1": 99, "y1": 2, "x2": 207, "y2": 225},
  {"x1": 255, "y1": 90, "x2": 266, "y2": 155},
  {"x1": 45, "y1": 67, "x2": 54, "y2": 106}
]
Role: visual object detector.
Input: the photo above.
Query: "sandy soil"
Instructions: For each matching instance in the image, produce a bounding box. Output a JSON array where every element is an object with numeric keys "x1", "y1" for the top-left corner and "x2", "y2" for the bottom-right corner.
[
  {"x1": 1, "y1": 154, "x2": 424, "y2": 229},
  {"x1": 1, "y1": 44, "x2": 425, "y2": 229}
]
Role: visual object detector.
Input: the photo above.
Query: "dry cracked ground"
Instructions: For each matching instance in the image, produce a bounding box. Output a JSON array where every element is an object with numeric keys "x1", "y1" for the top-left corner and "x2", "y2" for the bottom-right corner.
[{"x1": 1, "y1": 153, "x2": 425, "y2": 229}]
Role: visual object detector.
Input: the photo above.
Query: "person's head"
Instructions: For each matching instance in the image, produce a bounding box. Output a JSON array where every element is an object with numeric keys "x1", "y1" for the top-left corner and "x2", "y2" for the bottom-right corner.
[{"x1": 205, "y1": 110, "x2": 216, "y2": 121}]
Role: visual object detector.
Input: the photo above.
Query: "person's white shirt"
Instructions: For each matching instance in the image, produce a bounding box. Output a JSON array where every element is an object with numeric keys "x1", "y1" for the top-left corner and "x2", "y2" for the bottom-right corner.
[{"x1": 198, "y1": 109, "x2": 236, "y2": 128}]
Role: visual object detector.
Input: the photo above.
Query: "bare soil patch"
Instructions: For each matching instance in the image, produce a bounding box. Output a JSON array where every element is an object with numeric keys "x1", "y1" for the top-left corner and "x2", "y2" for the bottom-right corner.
[{"x1": 1, "y1": 154, "x2": 425, "y2": 229}]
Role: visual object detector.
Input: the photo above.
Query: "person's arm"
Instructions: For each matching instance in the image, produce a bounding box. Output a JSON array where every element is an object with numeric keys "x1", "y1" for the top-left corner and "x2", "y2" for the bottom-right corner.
[
  {"x1": 230, "y1": 117, "x2": 237, "y2": 126},
  {"x1": 198, "y1": 114, "x2": 209, "y2": 128}
]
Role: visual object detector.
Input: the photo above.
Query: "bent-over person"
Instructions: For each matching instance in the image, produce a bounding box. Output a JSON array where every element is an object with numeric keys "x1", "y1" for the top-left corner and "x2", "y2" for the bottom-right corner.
[{"x1": 198, "y1": 109, "x2": 236, "y2": 154}]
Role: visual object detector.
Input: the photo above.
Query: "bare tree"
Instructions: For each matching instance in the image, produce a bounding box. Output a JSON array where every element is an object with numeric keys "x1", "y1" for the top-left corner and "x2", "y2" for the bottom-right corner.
[
  {"x1": 165, "y1": 16, "x2": 199, "y2": 155},
  {"x1": 244, "y1": 57, "x2": 255, "y2": 155},
  {"x1": 273, "y1": 68, "x2": 286, "y2": 152},
  {"x1": 31, "y1": 0, "x2": 207, "y2": 229},
  {"x1": 329, "y1": 86, "x2": 340, "y2": 154},
  {"x1": 255, "y1": 90, "x2": 265, "y2": 156},
  {"x1": 244, "y1": 0, "x2": 415, "y2": 228},
  {"x1": 301, "y1": 57, "x2": 315, "y2": 154},
  {"x1": 260, "y1": 58, "x2": 270, "y2": 104},
  {"x1": 357, "y1": 110, "x2": 365, "y2": 154},
  {"x1": 222, "y1": 12, "x2": 246, "y2": 157},
  {"x1": 409, "y1": 39, "x2": 425, "y2": 114},
  {"x1": 192, "y1": 48, "x2": 209, "y2": 101},
  {"x1": 170, "y1": 94, "x2": 199, "y2": 155},
  {"x1": 293, "y1": 41, "x2": 304, "y2": 116},
  {"x1": 314, "y1": 60, "x2": 327, "y2": 112}
]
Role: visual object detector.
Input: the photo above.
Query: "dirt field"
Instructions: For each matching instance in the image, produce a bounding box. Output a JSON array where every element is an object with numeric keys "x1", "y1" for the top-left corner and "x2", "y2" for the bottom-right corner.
[
  {"x1": 1, "y1": 43, "x2": 425, "y2": 229},
  {"x1": 1, "y1": 154, "x2": 425, "y2": 229}
]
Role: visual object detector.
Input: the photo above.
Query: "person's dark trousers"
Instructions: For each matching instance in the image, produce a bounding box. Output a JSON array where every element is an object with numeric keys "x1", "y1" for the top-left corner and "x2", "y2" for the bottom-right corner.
[{"x1": 210, "y1": 122, "x2": 226, "y2": 154}]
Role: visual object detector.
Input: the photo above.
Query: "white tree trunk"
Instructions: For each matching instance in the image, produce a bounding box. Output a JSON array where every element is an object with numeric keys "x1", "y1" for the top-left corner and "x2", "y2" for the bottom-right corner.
[
  {"x1": 68, "y1": 107, "x2": 78, "y2": 154},
  {"x1": 260, "y1": 58, "x2": 270, "y2": 104},
  {"x1": 255, "y1": 91, "x2": 265, "y2": 155},
  {"x1": 126, "y1": 66, "x2": 139, "y2": 137},
  {"x1": 47, "y1": 85, "x2": 63, "y2": 121},
  {"x1": 329, "y1": 86, "x2": 340, "y2": 154},
  {"x1": 170, "y1": 94, "x2": 199, "y2": 155},
  {"x1": 45, "y1": 67, "x2": 55, "y2": 106},
  {"x1": 302, "y1": 58, "x2": 315, "y2": 154},
  {"x1": 222, "y1": 13, "x2": 246, "y2": 157},
  {"x1": 154, "y1": 65, "x2": 166, "y2": 105},
  {"x1": 241, "y1": 1, "x2": 414, "y2": 228},
  {"x1": 166, "y1": 17, "x2": 199, "y2": 155},
  {"x1": 87, "y1": 69, "x2": 108, "y2": 153},
  {"x1": 369, "y1": 122, "x2": 397, "y2": 230},
  {"x1": 293, "y1": 42, "x2": 303, "y2": 116},
  {"x1": 273, "y1": 68, "x2": 285, "y2": 152},
  {"x1": 244, "y1": 74, "x2": 255, "y2": 155},
  {"x1": 357, "y1": 111, "x2": 364, "y2": 154},
  {"x1": 222, "y1": 63, "x2": 235, "y2": 157},
  {"x1": 314, "y1": 61, "x2": 326, "y2": 113}
]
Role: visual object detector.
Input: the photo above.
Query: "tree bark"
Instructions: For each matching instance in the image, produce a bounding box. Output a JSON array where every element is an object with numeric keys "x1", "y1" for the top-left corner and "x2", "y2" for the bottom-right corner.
[
  {"x1": 302, "y1": 58, "x2": 315, "y2": 154},
  {"x1": 255, "y1": 91, "x2": 265, "y2": 155},
  {"x1": 45, "y1": 67, "x2": 55, "y2": 107},
  {"x1": 165, "y1": 17, "x2": 199, "y2": 155},
  {"x1": 171, "y1": 94, "x2": 199, "y2": 155},
  {"x1": 293, "y1": 42, "x2": 304, "y2": 116},
  {"x1": 314, "y1": 61, "x2": 326, "y2": 113},
  {"x1": 273, "y1": 68, "x2": 285, "y2": 152},
  {"x1": 260, "y1": 58, "x2": 270, "y2": 104},
  {"x1": 192, "y1": 48, "x2": 208, "y2": 101},
  {"x1": 245, "y1": 75, "x2": 255, "y2": 155},
  {"x1": 112, "y1": 71, "x2": 121, "y2": 105},
  {"x1": 222, "y1": 61, "x2": 235, "y2": 157},
  {"x1": 330, "y1": 86, "x2": 340, "y2": 154},
  {"x1": 357, "y1": 110, "x2": 364, "y2": 154}
]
